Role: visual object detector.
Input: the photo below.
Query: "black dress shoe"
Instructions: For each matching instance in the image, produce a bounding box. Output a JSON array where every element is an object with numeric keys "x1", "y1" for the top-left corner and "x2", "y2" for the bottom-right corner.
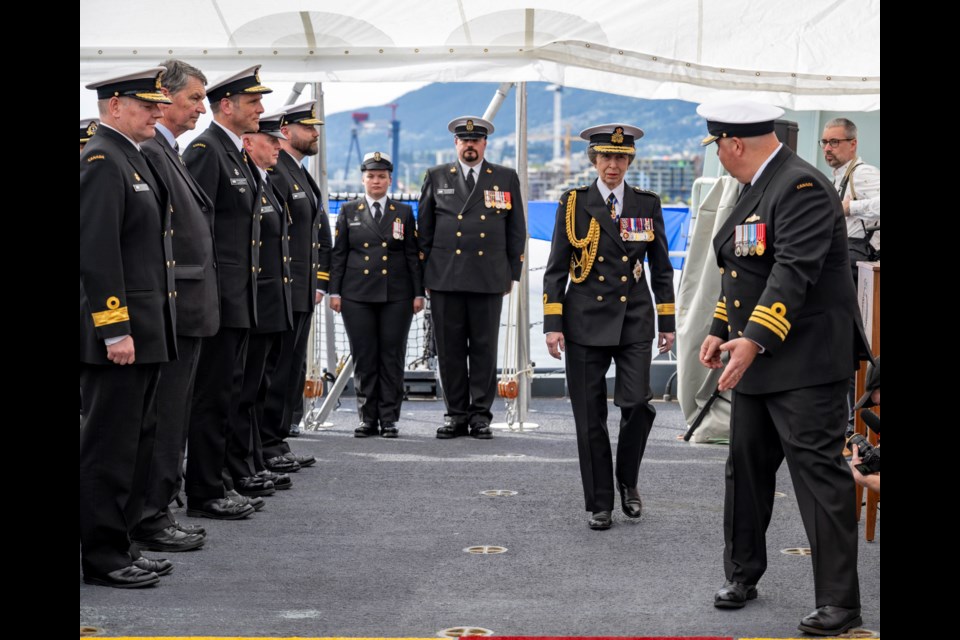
[
  {"x1": 469, "y1": 422, "x2": 493, "y2": 439},
  {"x1": 133, "y1": 557, "x2": 174, "y2": 577},
  {"x1": 380, "y1": 422, "x2": 399, "y2": 438},
  {"x1": 354, "y1": 422, "x2": 379, "y2": 437},
  {"x1": 132, "y1": 525, "x2": 205, "y2": 552},
  {"x1": 186, "y1": 497, "x2": 254, "y2": 520},
  {"x1": 617, "y1": 482, "x2": 643, "y2": 519},
  {"x1": 714, "y1": 580, "x2": 758, "y2": 609},
  {"x1": 588, "y1": 511, "x2": 612, "y2": 530},
  {"x1": 173, "y1": 520, "x2": 205, "y2": 536},
  {"x1": 226, "y1": 490, "x2": 266, "y2": 512},
  {"x1": 798, "y1": 605, "x2": 863, "y2": 636},
  {"x1": 283, "y1": 451, "x2": 315, "y2": 467},
  {"x1": 264, "y1": 455, "x2": 300, "y2": 473},
  {"x1": 83, "y1": 565, "x2": 159, "y2": 589},
  {"x1": 436, "y1": 417, "x2": 468, "y2": 439},
  {"x1": 257, "y1": 469, "x2": 293, "y2": 490},
  {"x1": 235, "y1": 476, "x2": 276, "y2": 497}
]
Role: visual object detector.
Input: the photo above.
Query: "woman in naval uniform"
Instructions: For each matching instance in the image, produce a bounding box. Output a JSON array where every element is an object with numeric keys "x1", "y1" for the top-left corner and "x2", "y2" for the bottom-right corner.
[{"x1": 329, "y1": 152, "x2": 424, "y2": 438}]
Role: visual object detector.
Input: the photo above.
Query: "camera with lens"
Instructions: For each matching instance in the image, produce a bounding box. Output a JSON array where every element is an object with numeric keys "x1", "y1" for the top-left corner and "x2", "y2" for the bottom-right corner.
[{"x1": 847, "y1": 432, "x2": 880, "y2": 475}]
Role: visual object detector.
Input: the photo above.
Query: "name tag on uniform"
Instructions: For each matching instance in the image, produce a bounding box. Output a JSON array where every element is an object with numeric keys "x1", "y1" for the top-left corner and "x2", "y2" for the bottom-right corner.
[
  {"x1": 349, "y1": 220, "x2": 362, "y2": 226},
  {"x1": 230, "y1": 177, "x2": 249, "y2": 186},
  {"x1": 291, "y1": 191, "x2": 307, "y2": 200},
  {"x1": 260, "y1": 205, "x2": 275, "y2": 214},
  {"x1": 437, "y1": 188, "x2": 455, "y2": 195},
  {"x1": 132, "y1": 183, "x2": 151, "y2": 193}
]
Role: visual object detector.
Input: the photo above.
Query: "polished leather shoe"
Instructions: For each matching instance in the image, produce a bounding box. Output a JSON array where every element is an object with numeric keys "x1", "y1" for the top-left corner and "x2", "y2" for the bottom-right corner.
[
  {"x1": 83, "y1": 565, "x2": 159, "y2": 589},
  {"x1": 264, "y1": 455, "x2": 300, "y2": 473},
  {"x1": 186, "y1": 497, "x2": 254, "y2": 520},
  {"x1": 798, "y1": 605, "x2": 863, "y2": 636},
  {"x1": 714, "y1": 580, "x2": 758, "y2": 609},
  {"x1": 588, "y1": 511, "x2": 612, "y2": 530},
  {"x1": 133, "y1": 557, "x2": 174, "y2": 577},
  {"x1": 436, "y1": 417, "x2": 468, "y2": 439},
  {"x1": 288, "y1": 423, "x2": 301, "y2": 437},
  {"x1": 132, "y1": 525, "x2": 205, "y2": 552},
  {"x1": 235, "y1": 476, "x2": 275, "y2": 497},
  {"x1": 380, "y1": 422, "x2": 399, "y2": 438},
  {"x1": 617, "y1": 482, "x2": 643, "y2": 519},
  {"x1": 283, "y1": 451, "x2": 315, "y2": 467},
  {"x1": 469, "y1": 422, "x2": 493, "y2": 439},
  {"x1": 355, "y1": 422, "x2": 379, "y2": 437},
  {"x1": 173, "y1": 520, "x2": 205, "y2": 536},
  {"x1": 257, "y1": 469, "x2": 292, "y2": 490},
  {"x1": 226, "y1": 489, "x2": 266, "y2": 512}
]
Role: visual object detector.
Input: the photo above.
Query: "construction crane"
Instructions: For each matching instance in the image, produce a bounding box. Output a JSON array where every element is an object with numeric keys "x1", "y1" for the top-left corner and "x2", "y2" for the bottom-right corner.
[{"x1": 343, "y1": 111, "x2": 369, "y2": 179}]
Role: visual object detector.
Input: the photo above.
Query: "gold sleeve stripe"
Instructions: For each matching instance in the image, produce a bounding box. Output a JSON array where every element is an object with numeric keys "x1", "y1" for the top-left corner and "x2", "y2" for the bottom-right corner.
[
  {"x1": 749, "y1": 316, "x2": 787, "y2": 341},
  {"x1": 716, "y1": 301, "x2": 726, "y2": 308},
  {"x1": 92, "y1": 306, "x2": 130, "y2": 328},
  {"x1": 656, "y1": 303, "x2": 675, "y2": 315},
  {"x1": 751, "y1": 308, "x2": 790, "y2": 333},
  {"x1": 544, "y1": 303, "x2": 563, "y2": 315},
  {"x1": 754, "y1": 304, "x2": 791, "y2": 330},
  {"x1": 317, "y1": 271, "x2": 330, "y2": 280},
  {"x1": 713, "y1": 311, "x2": 728, "y2": 321}
]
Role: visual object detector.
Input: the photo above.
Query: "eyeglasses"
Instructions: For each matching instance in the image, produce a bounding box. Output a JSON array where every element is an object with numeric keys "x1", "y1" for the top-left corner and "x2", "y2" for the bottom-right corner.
[{"x1": 818, "y1": 138, "x2": 854, "y2": 149}]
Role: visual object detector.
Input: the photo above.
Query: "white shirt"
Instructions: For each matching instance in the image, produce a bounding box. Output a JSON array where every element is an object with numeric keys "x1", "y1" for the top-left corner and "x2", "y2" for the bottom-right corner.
[
  {"x1": 458, "y1": 160, "x2": 481, "y2": 187},
  {"x1": 154, "y1": 122, "x2": 177, "y2": 149},
  {"x1": 366, "y1": 195, "x2": 388, "y2": 216},
  {"x1": 213, "y1": 120, "x2": 244, "y2": 152},
  {"x1": 97, "y1": 123, "x2": 140, "y2": 151},
  {"x1": 595, "y1": 179, "x2": 625, "y2": 217},
  {"x1": 748, "y1": 143, "x2": 784, "y2": 186},
  {"x1": 832, "y1": 157, "x2": 880, "y2": 239}
]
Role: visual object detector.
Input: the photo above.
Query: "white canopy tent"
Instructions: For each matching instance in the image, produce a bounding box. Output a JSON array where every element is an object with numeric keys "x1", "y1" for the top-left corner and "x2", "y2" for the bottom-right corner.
[{"x1": 80, "y1": 0, "x2": 879, "y2": 111}]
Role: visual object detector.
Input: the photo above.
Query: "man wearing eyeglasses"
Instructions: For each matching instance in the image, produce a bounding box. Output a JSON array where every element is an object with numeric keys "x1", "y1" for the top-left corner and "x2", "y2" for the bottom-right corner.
[{"x1": 820, "y1": 118, "x2": 880, "y2": 282}]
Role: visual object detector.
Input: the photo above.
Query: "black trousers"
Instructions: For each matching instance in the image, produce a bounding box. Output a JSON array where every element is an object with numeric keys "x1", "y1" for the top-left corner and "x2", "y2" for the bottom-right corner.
[
  {"x1": 725, "y1": 380, "x2": 860, "y2": 608},
  {"x1": 565, "y1": 340, "x2": 655, "y2": 512},
  {"x1": 185, "y1": 327, "x2": 248, "y2": 500},
  {"x1": 135, "y1": 336, "x2": 202, "y2": 536},
  {"x1": 260, "y1": 310, "x2": 312, "y2": 459},
  {"x1": 430, "y1": 290, "x2": 502, "y2": 424},
  {"x1": 342, "y1": 298, "x2": 414, "y2": 424},
  {"x1": 79, "y1": 362, "x2": 160, "y2": 575},
  {"x1": 230, "y1": 331, "x2": 280, "y2": 480}
]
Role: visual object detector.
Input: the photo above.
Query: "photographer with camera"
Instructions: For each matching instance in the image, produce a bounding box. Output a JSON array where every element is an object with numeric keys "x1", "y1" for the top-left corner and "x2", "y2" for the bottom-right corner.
[{"x1": 849, "y1": 357, "x2": 880, "y2": 493}]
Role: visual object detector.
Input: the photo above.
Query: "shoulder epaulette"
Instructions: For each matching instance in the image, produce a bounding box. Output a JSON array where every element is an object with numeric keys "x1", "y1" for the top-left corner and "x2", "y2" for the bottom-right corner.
[
  {"x1": 86, "y1": 154, "x2": 106, "y2": 163},
  {"x1": 632, "y1": 186, "x2": 657, "y2": 196},
  {"x1": 576, "y1": 185, "x2": 589, "y2": 191}
]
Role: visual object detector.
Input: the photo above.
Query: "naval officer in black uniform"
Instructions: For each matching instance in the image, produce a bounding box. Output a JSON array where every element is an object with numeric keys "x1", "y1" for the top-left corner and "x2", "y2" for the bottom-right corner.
[
  {"x1": 258, "y1": 100, "x2": 330, "y2": 469},
  {"x1": 330, "y1": 152, "x2": 423, "y2": 437},
  {"x1": 182, "y1": 65, "x2": 273, "y2": 518},
  {"x1": 543, "y1": 124, "x2": 675, "y2": 530},
  {"x1": 231, "y1": 113, "x2": 293, "y2": 489},
  {"x1": 80, "y1": 68, "x2": 177, "y2": 587},
  {"x1": 132, "y1": 59, "x2": 217, "y2": 552},
  {"x1": 696, "y1": 101, "x2": 869, "y2": 636},
  {"x1": 417, "y1": 116, "x2": 527, "y2": 439}
]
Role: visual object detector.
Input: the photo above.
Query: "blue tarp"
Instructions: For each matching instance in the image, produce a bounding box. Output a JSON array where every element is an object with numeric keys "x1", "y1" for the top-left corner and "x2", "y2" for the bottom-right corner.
[{"x1": 329, "y1": 200, "x2": 691, "y2": 269}]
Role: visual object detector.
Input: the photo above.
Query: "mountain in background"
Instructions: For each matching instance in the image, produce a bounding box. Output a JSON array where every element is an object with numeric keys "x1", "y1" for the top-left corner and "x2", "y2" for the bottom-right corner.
[{"x1": 323, "y1": 82, "x2": 704, "y2": 183}]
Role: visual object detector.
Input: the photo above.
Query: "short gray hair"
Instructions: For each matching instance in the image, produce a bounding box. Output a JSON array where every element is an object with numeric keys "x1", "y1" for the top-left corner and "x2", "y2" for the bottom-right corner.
[
  {"x1": 158, "y1": 59, "x2": 207, "y2": 95},
  {"x1": 825, "y1": 117, "x2": 857, "y2": 140}
]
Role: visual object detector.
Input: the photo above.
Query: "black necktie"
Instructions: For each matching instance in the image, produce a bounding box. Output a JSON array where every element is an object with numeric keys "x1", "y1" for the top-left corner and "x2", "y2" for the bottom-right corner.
[
  {"x1": 373, "y1": 201, "x2": 382, "y2": 223},
  {"x1": 606, "y1": 193, "x2": 618, "y2": 220},
  {"x1": 737, "y1": 182, "x2": 751, "y2": 203},
  {"x1": 465, "y1": 168, "x2": 475, "y2": 191}
]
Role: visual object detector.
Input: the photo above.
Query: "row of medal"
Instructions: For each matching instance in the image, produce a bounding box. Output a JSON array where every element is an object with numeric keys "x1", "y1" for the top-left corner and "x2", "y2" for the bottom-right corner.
[
  {"x1": 734, "y1": 223, "x2": 766, "y2": 256},
  {"x1": 483, "y1": 188, "x2": 512, "y2": 210},
  {"x1": 620, "y1": 217, "x2": 655, "y2": 242}
]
